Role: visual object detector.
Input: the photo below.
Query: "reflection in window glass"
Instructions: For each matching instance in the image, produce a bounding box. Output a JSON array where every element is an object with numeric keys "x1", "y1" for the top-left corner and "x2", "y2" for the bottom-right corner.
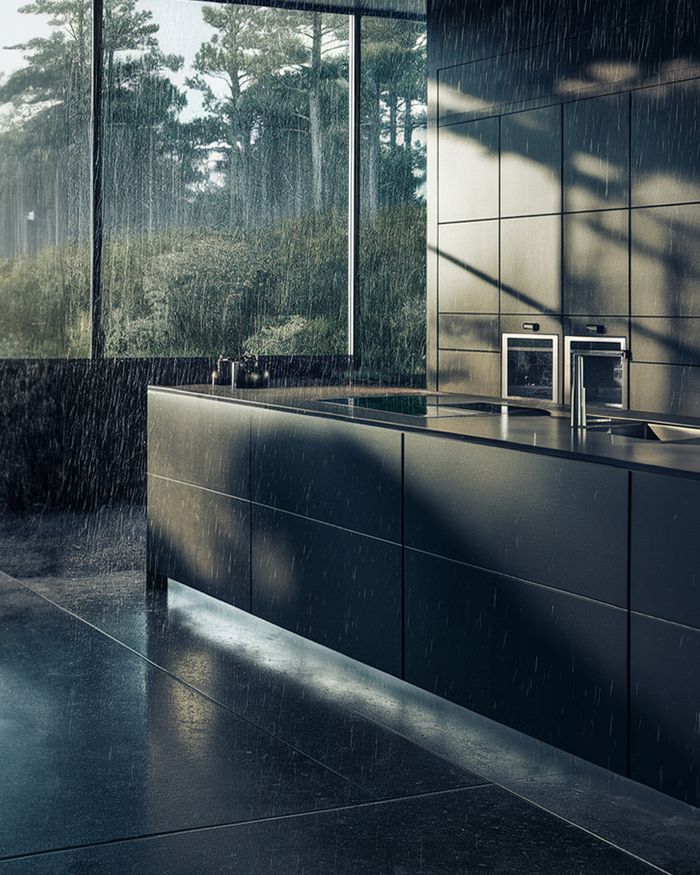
[
  {"x1": 0, "y1": 0, "x2": 92, "y2": 358},
  {"x1": 102, "y1": 0, "x2": 349, "y2": 358},
  {"x1": 358, "y1": 16, "x2": 426, "y2": 385}
]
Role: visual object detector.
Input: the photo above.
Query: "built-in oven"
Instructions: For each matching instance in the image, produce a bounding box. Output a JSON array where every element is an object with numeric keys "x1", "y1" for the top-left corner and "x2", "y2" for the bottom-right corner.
[
  {"x1": 564, "y1": 335, "x2": 627, "y2": 408},
  {"x1": 501, "y1": 333, "x2": 559, "y2": 401}
]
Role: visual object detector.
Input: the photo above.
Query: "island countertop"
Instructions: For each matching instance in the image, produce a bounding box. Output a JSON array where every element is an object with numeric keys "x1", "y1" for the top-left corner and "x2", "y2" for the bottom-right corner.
[{"x1": 147, "y1": 383, "x2": 700, "y2": 480}]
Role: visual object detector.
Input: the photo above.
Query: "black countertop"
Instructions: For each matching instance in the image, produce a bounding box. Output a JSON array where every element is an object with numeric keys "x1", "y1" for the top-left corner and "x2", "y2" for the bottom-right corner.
[{"x1": 148, "y1": 384, "x2": 700, "y2": 480}]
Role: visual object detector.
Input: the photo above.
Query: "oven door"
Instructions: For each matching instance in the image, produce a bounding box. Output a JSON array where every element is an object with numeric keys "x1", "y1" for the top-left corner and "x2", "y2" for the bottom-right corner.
[
  {"x1": 564, "y1": 336, "x2": 627, "y2": 408},
  {"x1": 501, "y1": 334, "x2": 559, "y2": 401}
]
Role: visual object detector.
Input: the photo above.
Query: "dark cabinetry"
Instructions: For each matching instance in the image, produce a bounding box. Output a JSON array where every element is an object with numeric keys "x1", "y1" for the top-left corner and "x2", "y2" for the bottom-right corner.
[
  {"x1": 147, "y1": 390, "x2": 250, "y2": 498},
  {"x1": 404, "y1": 434, "x2": 628, "y2": 606},
  {"x1": 253, "y1": 506, "x2": 402, "y2": 676},
  {"x1": 630, "y1": 615, "x2": 700, "y2": 807},
  {"x1": 438, "y1": 117, "x2": 499, "y2": 222},
  {"x1": 405, "y1": 549, "x2": 627, "y2": 771},
  {"x1": 251, "y1": 408, "x2": 401, "y2": 542},
  {"x1": 631, "y1": 472, "x2": 700, "y2": 631},
  {"x1": 147, "y1": 475, "x2": 251, "y2": 608}
]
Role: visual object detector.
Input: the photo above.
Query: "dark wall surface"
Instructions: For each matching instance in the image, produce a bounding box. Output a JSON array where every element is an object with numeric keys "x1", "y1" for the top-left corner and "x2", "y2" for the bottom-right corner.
[{"x1": 427, "y1": 0, "x2": 700, "y2": 416}]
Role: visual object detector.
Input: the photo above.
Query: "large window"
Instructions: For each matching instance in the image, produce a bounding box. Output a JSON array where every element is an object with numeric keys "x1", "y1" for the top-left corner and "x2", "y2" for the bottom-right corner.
[
  {"x1": 0, "y1": 0, "x2": 92, "y2": 358},
  {"x1": 0, "y1": 0, "x2": 426, "y2": 378},
  {"x1": 359, "y1": 15, "x2": 426, "y2": 384},
  {"x1": 102, "y1": 1, "x2": 349, "y2": 357}
]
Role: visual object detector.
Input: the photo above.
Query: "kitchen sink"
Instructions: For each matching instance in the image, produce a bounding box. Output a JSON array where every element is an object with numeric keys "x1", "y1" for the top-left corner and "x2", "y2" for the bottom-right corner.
[
  {"x1": 589, "y1": 420, "x2": 700, "y2": 442},
  {"x1": 321, "y1": 395, "x2": 551, "y2": 418}
]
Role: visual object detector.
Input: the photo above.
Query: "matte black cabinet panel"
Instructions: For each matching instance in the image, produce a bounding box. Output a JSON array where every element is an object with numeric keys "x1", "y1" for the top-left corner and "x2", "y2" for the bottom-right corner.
[
  {"x1": 405, "y1": 550, "x2": 627, "y2": 772},
  {"x1": 500, "y1": 215, "x2": 561, "y2": 315},
  {"x1": 563, "y1": 93, "x2": 629, "y2": 212},
  {"x1": 437, "y1": 350, "x2": 500, "y2": 396},
  {"x1": 252, "y1": 506, "x2": 402, "y2": 676},
  {"x1": 563, "y1": 210, "x2": 629, "y2": 316},
  {"x1": 631, "y1": 614, "x2": 700, "y2": 807},
  {"x1": 438, "y1": 314, "x2": 499, "y2": 351},
  {"x1": 251, "y1": 408, "x2": 401, "y2": 542},
  {"x1": 438, "y1": 118, "x2": 500, "y2": 222},
  {"x1": 501, "y1": 106, "x2": 562, "y2": 218},
  {"x1": 404, "y1": 434, "x2": 628, "y2": 605},
  {"x1": 631, "y1": 204, "x2": 700, "y2": 317},
  {"x1": 147, "y1": 475, "x2": 251, "y2": 608},
  {"x1": 631, "y1": 472, "x2": 700, "y2": 629},
  {"x1": 148, "y1": 392, "x2": 250, "y2": 500},
  {"x1": 629, "y1": 362, "x2": 700, "y2": 418},
  {"x1": 631, "y1": 318, "x2": 700, "y2": 366},
  {"x1": 438, "y1": 220, "x2": 499, "y2": 313},
  {"x1": 631, "y1": 80, "x2": 700, "y2": 207}
]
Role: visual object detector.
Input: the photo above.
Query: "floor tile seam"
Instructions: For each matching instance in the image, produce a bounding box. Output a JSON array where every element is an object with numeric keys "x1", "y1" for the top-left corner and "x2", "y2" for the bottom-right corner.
[
  {"x1": 7, "y1": 576, "x2": 675, "y2": 873},
  {"x1": 10, "y1": 576, "x2": 375, "y2": 804},
  {"x1": 495, "y1": 784, "x2": 672, "y2": 874},
  {"x1": 9, "y1": 576, "x2": 494, "y2": 799},
  {"x1": 347, "y1": 706, "x2": 679, "y2": 871},
  {"x1": 0, "y1": 785, "x2": 493, "y2": 864}
]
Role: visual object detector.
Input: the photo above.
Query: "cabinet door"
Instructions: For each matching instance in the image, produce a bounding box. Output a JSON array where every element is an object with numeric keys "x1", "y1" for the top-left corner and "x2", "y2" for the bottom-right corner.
[
  {"x1": 404, "y1": 434, "x2": 628, "y2": 605},
  {"x1": 631, "y1": 614, "x2": 700, "y2": 807},
  {"x1": 148, "y1": 391, "x2": 250, "y2": 500},
  {"x1": 252, "y1": 409, "x2": 401, "y2": 542},
  {"x1": 147, "y1": 475, "x2": 251, "y2": 608},
  {"x1": 631, "y1": 472, "x2": 700, "y2": 629},
  {"x1": 405, "y1": 549, "x2": 627, "y2": 772},
  {"x1": 252, "y1": 506, "x2": 402, "y2": 676}
]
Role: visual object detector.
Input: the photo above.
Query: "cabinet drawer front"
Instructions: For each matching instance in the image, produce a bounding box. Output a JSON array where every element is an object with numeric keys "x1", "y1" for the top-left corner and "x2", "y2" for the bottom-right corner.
[
  {"x1": 405, "y1": 549, "x2": 627, "y2": 772},
  {"x1": 252, "y1": 506, "x2": 402, "y2": 676},
  {"x1": 404, "y1": 435, "x2": 628, "y2": 605},
  {"x1": 148, "y1": 475, "x2": 251, "y2": 608},
  {"x1": 148, "y1": 392, "x2": 250, "y2": 499},
  {"x1": 631, "y1": 472, "x2": 700, "y2": 629},
  {"x1": 252, "y1": 409, "x2": 401, "y2": 542},
  {"x1": 631, "y1": 614, "x2": 700, "y2": 807}
]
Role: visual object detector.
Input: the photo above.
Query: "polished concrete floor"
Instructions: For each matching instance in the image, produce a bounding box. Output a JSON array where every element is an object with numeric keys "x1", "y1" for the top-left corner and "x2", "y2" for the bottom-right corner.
[{"x1": 1, "y1": 506, "x2": 699, "y2": 873}]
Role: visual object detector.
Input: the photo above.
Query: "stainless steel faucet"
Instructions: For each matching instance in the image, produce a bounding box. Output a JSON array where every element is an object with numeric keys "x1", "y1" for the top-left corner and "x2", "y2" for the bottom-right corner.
[{"x1": 570, "y1": 349, "x2": 629, "y2": 429}]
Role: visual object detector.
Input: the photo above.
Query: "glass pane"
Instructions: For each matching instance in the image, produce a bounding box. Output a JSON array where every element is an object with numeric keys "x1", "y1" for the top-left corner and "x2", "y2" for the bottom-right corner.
[
  {"x1": 102, "y1": 0, "x2": 349, "y2": 358},
  {"x1": 506, "y1": 337, "x2": 555, "y2": 399},
  {"x1": 0, "y1": 0, "x2": 92, "y2": 358},
  {"x1": 358, "y1": 15, "x2": 427, "y2": 385}
]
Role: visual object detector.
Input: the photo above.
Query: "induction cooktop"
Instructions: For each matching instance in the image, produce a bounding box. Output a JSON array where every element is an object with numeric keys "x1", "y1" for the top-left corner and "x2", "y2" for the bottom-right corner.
[{"x1": 321, "y1": 395, "x2": 550, "y2": 418}]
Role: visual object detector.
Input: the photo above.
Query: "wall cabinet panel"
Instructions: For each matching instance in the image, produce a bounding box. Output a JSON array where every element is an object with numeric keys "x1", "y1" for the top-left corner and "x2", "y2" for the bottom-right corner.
[
  {"x1": 501, "y1": 106, "x2": 561, "y2": 218},
  {"x1": 563, "y1": 210, "x2": 629, "y2": 316},
  {"x1": 438, "y1": 118, "x2": 500, "y2": 222},
  {"x1": 563, "y1": 93, "x2": 629, "y2": 212},
  {"x1": 631, "y1": 80, "x2": 700, "y2": 207},
  {"x1": 438, "y1": 220, "x2": 499, "y2": 313},
  {"x1": 437, "y1": 350, "x2": 500, "y2": 395},
  {"x1": 500, "y1": 215, "x2": 561, "y2": 315}
]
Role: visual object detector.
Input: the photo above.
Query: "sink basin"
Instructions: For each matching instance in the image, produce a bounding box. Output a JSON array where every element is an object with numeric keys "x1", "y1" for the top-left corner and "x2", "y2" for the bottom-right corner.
[{"x1": 591, "y1": 420, "x2": 700, "y2": 442}]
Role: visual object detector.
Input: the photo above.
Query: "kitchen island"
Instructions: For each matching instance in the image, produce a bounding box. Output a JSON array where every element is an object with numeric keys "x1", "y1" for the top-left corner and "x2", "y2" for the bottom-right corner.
[{"x1": 146, "y1": 385, "x2": 700, "y2": 808}]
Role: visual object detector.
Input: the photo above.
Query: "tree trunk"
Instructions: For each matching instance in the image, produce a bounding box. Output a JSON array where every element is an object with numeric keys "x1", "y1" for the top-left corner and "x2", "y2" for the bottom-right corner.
[
  {"x1": 367, "y1": 78, "x2": 381, "y2": 218},
  {"x1": 309, "y1": 12, "x2": 323, "y2": 213},
  {"x1": 404, "y1": 92, "x2": 413, "y2": 150},
  {"x1": 389, "y1": 85, "x2": 397, "y2": 150}
]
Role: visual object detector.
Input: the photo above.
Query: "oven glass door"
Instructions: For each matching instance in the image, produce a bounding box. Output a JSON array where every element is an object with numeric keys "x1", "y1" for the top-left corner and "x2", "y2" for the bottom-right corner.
[
  {"x1": 564, "y1": 336, "x2": 627, "y2": 408},
  {"x1": 502, "y1": 334, "x2": 558, "y2": 401}
]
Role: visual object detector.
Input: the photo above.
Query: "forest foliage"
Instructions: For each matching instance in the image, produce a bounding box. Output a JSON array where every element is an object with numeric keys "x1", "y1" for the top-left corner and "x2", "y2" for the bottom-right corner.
[{"x1": 0, "y1": 0, "x2": 427, "y2": 381}]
